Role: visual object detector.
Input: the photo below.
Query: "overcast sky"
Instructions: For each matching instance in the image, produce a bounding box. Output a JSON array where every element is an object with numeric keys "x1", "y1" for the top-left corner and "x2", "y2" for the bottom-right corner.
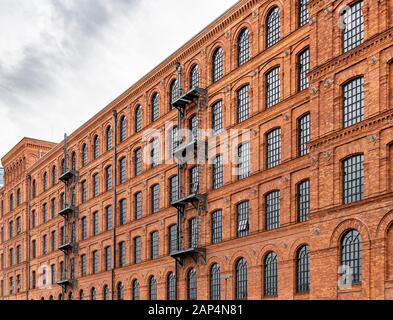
[{"x1": 0, "y1": 0, "x2": 238, "y2": 164}]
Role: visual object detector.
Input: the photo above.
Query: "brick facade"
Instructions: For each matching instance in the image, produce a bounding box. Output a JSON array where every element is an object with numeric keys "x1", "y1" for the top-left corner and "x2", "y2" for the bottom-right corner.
[{"x1": 1, "y1": 0, "x2": 393, "y2": 300}]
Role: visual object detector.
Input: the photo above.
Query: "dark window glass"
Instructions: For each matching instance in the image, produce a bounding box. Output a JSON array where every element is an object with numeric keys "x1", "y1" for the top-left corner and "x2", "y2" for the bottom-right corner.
[
  {"x1": 210, "y1": 264, "x2": 221, "y2": 300},
  {"x1": 119, "y1": 199, "x2": 127, "y2": 226},
  {"x1": 119, "y1": 242, "x2": 126, "y2": 268},
  {"x1": 103, "y1": 286, "x2": 110, "y2": 300},
  {"x1": 212, "y1": 155, "x2": 223, "y2": 190},
  {"x1": 81, "y1": 255, "x2": 86, "y2": 277},
  {"x1": 81, "y1": 217, "x2": 87, "y2": 240},
  {"x1": 299, "y1": 0, "x2": 309, "y2": 27},
  {"x1": 238, "y1": 143, "x2": 250, "y2": 180},
  {"x1": 93, "y1": 136, "x2": 99, "y2": 160},
  {"x1": 150, "y1": 231, "x2": 159, "y2": 260},
  {"x1": 266, "y1": 191, "x2": 280, "y2": 230},
  {"x1": 189, "y1": 166, "x2": 199, "y2": 195},
  {"x1": 150, "y1": 138, "x2": 159, "y2": 168},
  {"x1": 91, "y1": 288, "x2": 96, "y2": 300},
  {"x1": 93, "y1": 174, "x2": 99, "y2": 197},
  {"x1": 105, "y1": 166, "x2": 112, "y2": 191},
  {"x1": 43, "y1": 173, "x2": 48, "y2": 192},
  {"x1": 106, "y1": 127, "x2": 112, "y2": 151},
  {"x1": 149, "y1": 277, "x2": 157, "y2": 300},
  {"x1": 212, "y1": 48, "x2": 224, "y2": 82},
  {"x1": 189, "y1": 218, "x2": 199, "y2": 248},
  {"x1": 117, "y1": 282, "x2": 124, "y2": 300},
  {"x1": 238, "y1": 29, "x2": 250, "y2": 66},
  {"x1": 237, "y1": 201, "x2": 249, "y2": 238},
  {"x1": 342, "y1": 1, "x2": 364, "y2": 53},
  {"x1": 212, "y1": 100, "x2": 223, "y2": 135},
  {"x1": 298, "y1": 180, "x2": 310, "y2": 222},
  {"x1": 93, "y1": 212, "x2": 99, "y2": 236},
  {"x1": 135, "y1": 105, "x2": 143, "y2": 133},
  {"x1": 167, "y1": 273, "x2": 177, "y2": 300},
  {"x1": 134, "y1": 148, "x2": 142, "y2": 176},
  {"x1": 343, "y1": 155, "x2": 364, "y2": 204},
  {"x1": 264, "y1": 252, "x2": 278, "y2": 296},
  {"x1": 151, "y1": 184, "x2": 160, "y2": 214},
  {"x1": 236, "y1": 258, "x2": 248, "y2": 300},
  {"x1": 82, "y1": 144, "x2": 87, "y2": 167},
  {"x1": 105, "y1": 246, "x2": 112, "y2": 271},
  {"x1": 133, "y1": 280, "x2": 140, "y2": 300},
  {"x1": 170, "y1": 176, "x2": 179, "y2": 204},
  {"x1": 105, "y1": 206, "x2": 113, "y2": 230},
  {"x1": 134, "y1": 192, "x2": 142, "y2": 220},
  {"x1": 170, "y1": 80, "x2": 179, "y2": 107},
  {"x1": 341, "y1": 230, "x2": 362, "y2": 285},
  {"x1": 266, "y1": 67, "x2": 280, "y2": 108},
  {"x1": 190, "y1": 65, "x2": 199, "y2": 89},
  {"x1": 296, "y1": 245, "x2": 310, "y2": 293},
  {"x1": 187, "y1": 269, "x2": 197, "y2": 300},
  {"x1": 299, "y1": 114, "x2": 310, "y2": 156},
  {"x1": 152, "y1": 94, "x2": 160, "y2": 122},
  {"x1": 267, "y1": 128, "x2": 281, "y2": 169},
  {"x1": 52, "y1": 166, "x2": 57, "y2": 186},
  {"x1": 189, "y1": 115, "x2": 198, "y2": 142},
  {"x1": 211, "y1": 210, "x2": 223, "y2": 244},
  {"x1": 81, "y1": 180, "x2": 87, "y2": 203},
  {"x1": 119, "y1": 157, "x2": 127, "y2": 184},
  {"x1": 92, "y1": 251, "x2": 99, "y2": 274},
  {"x1": 120, "y1": 117, "x2": 127, "y2": 142},
  {"x1": 343, "y1": 77, "x2": 364, "y2": 128},
  {"x1": 169, "y1": 224, "x2": 178, "y2": 254},
  {"x1": 298, "y1": 48, "x2": 310, "y2": 91},
  {"x1": 237, "y1": 85, "x2": 250, "y2": 123},
  {"x1": 134, "y1": 237, "x2": 142, "y2": 264},
  {"x1": 266, "y1": 7, "x2": 280, "y2": 48}
]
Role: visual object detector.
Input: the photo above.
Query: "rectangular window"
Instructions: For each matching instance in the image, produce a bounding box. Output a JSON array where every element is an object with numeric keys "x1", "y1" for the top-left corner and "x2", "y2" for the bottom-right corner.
[
  {"x1": 237, "y1": 85, "x2": 250, "y2": 123},
  {"x1": 211, "y1": 210, "x2": 223, "y2": 244},
  {"x1": 298, "y1": 48, "x2": 310, "y2": 91},
  {"x1": 189, "y1": 218, "x2": 199, "y2": 248},
  {"x1": 134, "y1": 237, "x2": 142, "y2": 264},
  {"x1": 51, "y1": 231, "x2": 56, "y2": 252},
  {"x1": 266, "y1": 191, "x2": 280, "y2": 230},
  {"x1": 16, "y1": 217, "x2": 21, "y2": 235},
  {"x1": 9, "y1": 221, "x2": 13, "y2": 240},
  {"x1": 299, "y1": 114, "x2": 310, "y2": 157},
  {"x1": 9, "y1": 248, "x2": 14, "y2": 266},
  {"x1": 238, "y1": 143, "x2": 250, "y2": 180},
  {"x1": 51, "y1": 264, "x2": 56, "y2": 284},
  {"x1": 237, "y1": 202, "x2": 249, "y2": 238},
  {"x1": 105, "y1": 247, "x2": 112, "y2": 271},
  {"x1": 169, "y1": 225, "x2": 178, "y2": 254},
  {"x1": 105, "y1": 166, "x2": 112, "y2": 191},
  {"x1": 60, "y1": 226, "x2": 65, "y2": 246},
  {"x1": 298, "y1": 180, "x2": 310, "y2": 222},
  {"x1": 267, "y1": 129, "x2": 281, "y2": 169},
  {"x1": 212, "y1": 101, "x2": 223, "y2": 135},
  {"x1": 119, "y1": 242, "x2": 126, "y2": 268},
  {"x1": 119, "y1": 199, "x2": 127, "y2": 225},
  {"x1": 343, "y1": 77, "x2": 364, "y2": 128},
  {"x1": 212, "y1": 155, "x2": 224, "y2": 190},
  {"x1": 42, "y1": 235, "x2": 47, "y2": 255},
  {"x1": 151, "y1": 139, "x2": 159, "y2": 168},
  {"x1": 266, "y1": 67, "x2": 281, "y2": 108},
  {"x1": 81, "y1": 217, "x2": 87, "y2": 240},
  {"x1": 299, "y1": 0, "x2": 309, "y2": 27},
  {"x1": 134, "y1": 149, "x2": 142, "y2": 176},
  {"x1": 342, "y1": 1, "x2": 364, "y2": 53},
  {"x1": 93, "y1": 212, "x2": 99, "y2": 236},
  {"x1": 105, "y1": 206, "x2": 113, "y2": 230},
  {"x1": 134, "y1": 193, "x2": 142, "y2": 220},
  {"x1": 93, "y1": 251, "x2": 99, "y2": 274},
  {"x1": 170, "y1": 176, "x2": 179, "y2": 204},
  {"x1": 16, "y1": 245, "x2": 21, "y2": 264},
  {"x1": 93, "y1": 174, "x2": 99, "y2": 197},
  {"x1": 31, "y1": 240, "x2": 36, "y2": 259},
  {"x1": 51, "y1": 198, "x2": 56, "y2": 218},
  {"x1": 170, "y1": 126, "x2": 179, "y2": 155},
  {"x1": 190, "y1": 167, "x2": 199, "y2": 195},
  {"x1": 81, "y1": 255, "x2": 86, "y2": 277},
  {"x1": 343, "y1": 155, "x2": 364, "y2": 204},
  {"x1": 119, "y1": 158, "x2": 127, "y2": 184},
  {"x1": 151, "y1": 185, "x2": 160, "y2": 214},
  {"x1": 150, "y1": 232, "x2": 159, "y2": 260},
  {"x1": 81, "y1": 181, "x2": 87, "y2": 203}
]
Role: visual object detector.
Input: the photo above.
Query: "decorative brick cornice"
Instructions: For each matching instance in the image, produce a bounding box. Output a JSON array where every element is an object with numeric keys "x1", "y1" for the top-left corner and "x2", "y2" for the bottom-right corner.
[
  {"x1": 309, "y1": 109, "x2": 393, "y2": 151},
  {"x1": 309, "y1": 27, "x2": 393, "y2": 82}
]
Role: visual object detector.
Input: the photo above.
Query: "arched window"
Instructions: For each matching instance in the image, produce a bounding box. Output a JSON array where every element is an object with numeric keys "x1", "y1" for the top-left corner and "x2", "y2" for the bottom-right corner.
[
  {"x1": 79, "y1": 290, "x2": 84, "y2": 300},
  {"x1": 190, "y1": 64, "x2": 199, "y2": 89},
  {"x1": 187, "y1": 269, "x2": 197, "y2": 300},
  {"x1": 167, "y1": 272, "x2": 177, "y2": 300},
  {"x1": 91, "y1": 287, "x2": 97, "y2": 300},
  {"x1": 32, "y1": 180, "x2": 36, "y2": 198},
  {"x1": 119, "y1": 116, "x2": 127, "y2": 142},
  {"x1": 151, "y1": 93, "x2": 160, "y2": 122},
  {"x1": 264, "y1": 252, "x2": 278, "y2": 297},
  {"x1": 71, "y1": 152, "x2": 76, "y2": 172},
  {"x1": 9, "y1": 194, "x2": 14, "y2": 211},
  {"x1": 134, "y1": 148, "x2": 142, "y2": 176},
  {"x1": 238, "y1": 28, "x2": 250, "y2": 66},
  {"x1": 212, "y1": 48, "x2": 224, "y2": 82},
  {"x1": 117, "y1": 282, "x2": 124, "y2": 300},
  {"x1": 149, "y1": 276, "x2": 157, "y2": 300},
  {"x1": 296, "y1": 245, "x2": 310, "y2": 293},
  {"x1": 266, "y1": 7, "x2": 281, "y2": 48},
  {"x1": 341, "y1": 230, "x2": 362, "y2": 285},
  {"x1": 135, "y1": 105, "x2": 143, "y2": 133},
  {"x1": 236, "y1": 258, "x2": 248, "y2": 300},
  {"x1": 342, "y1": 1, "x2": 364, "y2": 53},
  {"x1": 68, "y1": 292, "x2": 73, "y2": 300},
  {"x1": 170, "y1": 80, "x2": 179, "y2": 107},
  {"x1": 93, "y1": 135, "x2": 100, "y2": 160},
  {"x1": 106, "y1": 126, "x2": 112, "y2": 151},
  {"x1": 132, "y1": 280, "x2": 140, "y2": 300},
  {"x1": 210, "y1": 264, "x2": 221, "y2": 300},
  {"x1": 16, "y1": 189, "x2": 21, "y2": 207},
  {"x1": 81, "y1": 144, "x2": 87, "y2": 167},
  {"x1": 51, "y1": 165, "x2": 57, "y2": 186}
]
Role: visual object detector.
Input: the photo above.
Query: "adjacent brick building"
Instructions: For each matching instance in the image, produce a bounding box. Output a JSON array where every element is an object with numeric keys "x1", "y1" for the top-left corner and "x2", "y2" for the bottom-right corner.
[{"x1": 1, "y1": 0, "x2": 393, "y2": 300}]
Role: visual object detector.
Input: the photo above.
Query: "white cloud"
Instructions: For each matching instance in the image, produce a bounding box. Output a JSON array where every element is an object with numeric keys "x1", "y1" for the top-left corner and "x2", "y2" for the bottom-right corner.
[{"x1": 0, "y1": 0, "x2": 238, "y2": 164}]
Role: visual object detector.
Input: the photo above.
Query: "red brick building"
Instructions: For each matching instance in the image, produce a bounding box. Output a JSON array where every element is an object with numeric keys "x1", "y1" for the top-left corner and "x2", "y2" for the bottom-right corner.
[{"x1": 1, "y1": 0, "x2": 393, "y2": 300}]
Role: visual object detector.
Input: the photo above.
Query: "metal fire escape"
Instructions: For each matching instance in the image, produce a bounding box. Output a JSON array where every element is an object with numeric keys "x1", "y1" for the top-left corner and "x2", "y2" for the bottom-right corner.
[
  {"x1": 170, "y1": 62, "x2": 208, "y2": 267},
  {"x1": 57, "y1": 134, "x2": 78, "y2": 297}
]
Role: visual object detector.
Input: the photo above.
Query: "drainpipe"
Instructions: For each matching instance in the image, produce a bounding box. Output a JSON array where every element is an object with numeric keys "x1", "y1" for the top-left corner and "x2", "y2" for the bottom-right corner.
[{"x1": 112, "y1": 110, "x2": 118, "y2": 300}]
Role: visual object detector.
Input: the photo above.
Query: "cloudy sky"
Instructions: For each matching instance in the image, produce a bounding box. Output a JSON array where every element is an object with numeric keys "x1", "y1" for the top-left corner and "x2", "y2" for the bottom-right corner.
[{"x1": 0, "y1": 0, "x2": 238, "y2": 164}]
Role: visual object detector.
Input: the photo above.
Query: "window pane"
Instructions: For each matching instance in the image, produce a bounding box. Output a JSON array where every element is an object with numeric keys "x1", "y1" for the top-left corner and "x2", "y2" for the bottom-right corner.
[
  {"x1": 212, "y1": 101, "x2": 223, "y2": 135},
  {"x1": 266, "y1": 67, "x2": 280, "y2": 108},
  {"x1": 341, "y1": 230, "x2": 362, "y2": 285},
  {"x1": 264, "y1": 252, "x2": 278, "y2": 296},
  {"x1": 299, "y1": 0, "x2": 309, "y2": 27},
  {"x1": 266, "y1": 7, "x2": 280, "y2": 48},
  {"x1": 343, "y1": 155, "x2": 364, "y2": 204},
  {"x1": 298, "y1": 48, "x2": 310, "y2": 91},
  {"x1": 296, "y1": 246, "x2": 310, "y2": 293},
  {"x1": 299, "y1": 114, "x2": 310, "y2": 156},
  {"x1": 211, "y1": 210, "x2": 223, "y2": 244},
  {"x1": 298, "y1": 180, "x2": 310, "y2": 222},
  {"x1": 267, "y1": 129, "x2": 281, "y2": 169},
  {"x1": 212, "y1": 48, "x2": 224, "y2": 82},
  {"x1": 236, "y1": 259, "x2": 248, "y2": 299},
  {"x1": 343, "y1": 77, "x2": 364, "y2": 128},
  {"x1": 238, "y1": 29, "x2": 250, "y2": 66},
  {"x1": 342, "y1": 1, "x2": 364, "y2": 53},
  {"x1": 266, "y1": 191, "x2": 280, "y2": 230},
  {"x1": 237, "y1": 202, "x2": 249, "y2": 238},
  {"x1": 237, "y1": 85, "x2": 250, "y2": 123}
]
